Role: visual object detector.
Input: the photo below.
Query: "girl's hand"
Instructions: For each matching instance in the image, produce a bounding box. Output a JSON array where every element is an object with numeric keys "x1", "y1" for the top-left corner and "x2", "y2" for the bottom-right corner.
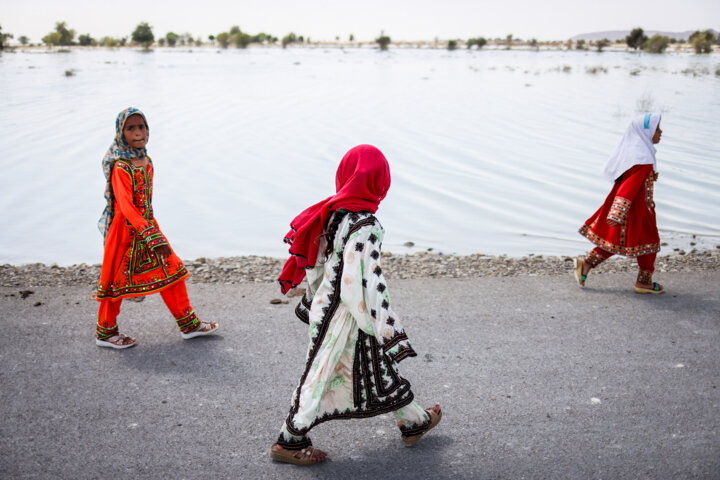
[
  {"x1": 653, "y1": 172, "x2": 659, "y2": 181},
  {"x1": 155, "y1": 245, "x2": 172, "y2": 261}
]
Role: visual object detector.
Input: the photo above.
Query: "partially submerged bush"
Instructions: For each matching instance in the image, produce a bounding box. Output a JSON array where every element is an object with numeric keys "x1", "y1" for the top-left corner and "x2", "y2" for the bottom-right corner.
[
  {"x1": 282, "y1": 32, "x2": 297, "y2": 48},
  {"x1": 689, "y1": 30, "x2": 715, "y2": 54},
  {"x1": 131, "y1": 22, "x2": 154, "y2": 49},
  {"x1": 626, "y1": 27, "x2": 647, "y2": 51},
  {"x1": 644, "y1": 34, "x2": 670, "y2": 53},
  {"x1": 595, "y1": 38, "x2": 610, "y2": 52},
  {"x1": 375, "y1": 31, "x2": 391, "y2": 50},
  {"x1": 216, "y1": 32, "x2": 230, "y2": 48},
  {"x1": 467, "y1": 37, "x2": 487, "y2": 49},
  {"x1": 42, "y1": 21, "x2": 75, "y2": 46}
]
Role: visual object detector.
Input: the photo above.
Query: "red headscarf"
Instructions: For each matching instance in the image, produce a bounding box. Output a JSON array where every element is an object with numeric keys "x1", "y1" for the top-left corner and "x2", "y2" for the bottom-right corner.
[{"x1": 278, "y1": 145, "x2": 391, "y2": 293}]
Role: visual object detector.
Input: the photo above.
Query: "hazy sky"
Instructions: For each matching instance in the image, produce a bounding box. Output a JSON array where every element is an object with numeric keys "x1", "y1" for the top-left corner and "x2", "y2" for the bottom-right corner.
[{"x1": 2, "y1": 0, "x2": 719, "y2": 43}]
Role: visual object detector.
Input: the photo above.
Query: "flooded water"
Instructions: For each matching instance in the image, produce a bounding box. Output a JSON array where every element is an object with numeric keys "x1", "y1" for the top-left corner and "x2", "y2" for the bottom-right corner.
[{"x1": 1, "y1": 46, "x2": 719, "y2": 265}]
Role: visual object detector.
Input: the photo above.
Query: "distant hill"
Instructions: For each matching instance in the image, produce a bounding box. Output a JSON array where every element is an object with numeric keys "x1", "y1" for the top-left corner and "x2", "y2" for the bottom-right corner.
[{"x1": 571, "y1": 29, "x2": 718, "y2": 42}]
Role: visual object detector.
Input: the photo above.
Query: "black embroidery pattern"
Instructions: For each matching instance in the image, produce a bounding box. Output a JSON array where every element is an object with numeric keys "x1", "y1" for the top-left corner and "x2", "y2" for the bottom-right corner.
[
  {"x1": 370, "y1": 250, "x2": 380, "y2": 260},
  {"x1": 284, "y1": 213, "x2": 414, "y2": 437},
  {"x1": 352, "y1": 330, "x2": 413, "y2": 412}
]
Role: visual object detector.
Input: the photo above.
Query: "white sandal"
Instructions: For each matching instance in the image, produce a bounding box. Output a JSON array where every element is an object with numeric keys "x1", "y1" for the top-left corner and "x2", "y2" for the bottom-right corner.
[
  {"x1": 181, "y1": 321, "x2": 220, "y2": 340},
  {"x1": 96, "y1": 333, "x2": 137, "y2": 349}
]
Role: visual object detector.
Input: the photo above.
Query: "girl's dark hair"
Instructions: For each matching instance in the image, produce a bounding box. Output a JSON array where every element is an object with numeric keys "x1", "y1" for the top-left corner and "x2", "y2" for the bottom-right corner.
[{"x1": 319, "y1": 210, "x2": 349, "y2": 258}]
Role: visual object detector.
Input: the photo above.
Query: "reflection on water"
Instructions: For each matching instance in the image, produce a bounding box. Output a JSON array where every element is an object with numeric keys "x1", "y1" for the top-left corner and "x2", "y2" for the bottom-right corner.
[{"x1": 0, "y1": 47, "x2": 719, "y2": 265}]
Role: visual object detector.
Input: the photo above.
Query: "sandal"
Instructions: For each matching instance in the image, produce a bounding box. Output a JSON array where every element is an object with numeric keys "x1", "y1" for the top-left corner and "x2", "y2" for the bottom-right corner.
[
  {"x1": 96, "y1": 333, "x2": 137, "y2": 349},
  {"x1": 401, "y1": 405, "x2": 442, "y2": 447},
  {"x1": 635, "y1": 282, "x2": 664, "y2": 295},
  {"x1": 573, "y1": 257, "x2": 586, "y2": 287},
  {"x1": 269, "y1": 443, "x2": 327, "y2": 466},
  {"x1": 181, "y1": 321, "x2": 219, "y2": 339}
]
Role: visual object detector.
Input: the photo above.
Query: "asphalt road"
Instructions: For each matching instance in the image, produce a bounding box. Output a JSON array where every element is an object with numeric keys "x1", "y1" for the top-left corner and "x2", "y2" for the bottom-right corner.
[{"x1": 1, "y1": 271, "x2": 718, "y2": 479}]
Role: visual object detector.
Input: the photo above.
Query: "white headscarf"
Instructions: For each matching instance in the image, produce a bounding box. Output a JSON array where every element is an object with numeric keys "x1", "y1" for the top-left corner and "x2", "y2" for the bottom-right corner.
[{"x1": 603, "y1": 113, "x2": 661, "y2": 182}]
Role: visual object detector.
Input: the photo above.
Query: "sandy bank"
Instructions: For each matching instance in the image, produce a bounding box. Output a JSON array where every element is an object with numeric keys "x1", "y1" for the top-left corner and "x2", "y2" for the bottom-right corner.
[{"x1": 1, "y1": 250, "x2": 718, "y2": 288}]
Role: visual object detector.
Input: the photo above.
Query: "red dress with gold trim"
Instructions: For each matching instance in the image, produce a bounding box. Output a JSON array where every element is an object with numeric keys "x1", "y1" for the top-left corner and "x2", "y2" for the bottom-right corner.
[
  {"x1": 579, "y1": 164, "x2": 660, "y2": 257},
  {"x1": 96, "y1": 158, "x2": 188, "y2": 300}
]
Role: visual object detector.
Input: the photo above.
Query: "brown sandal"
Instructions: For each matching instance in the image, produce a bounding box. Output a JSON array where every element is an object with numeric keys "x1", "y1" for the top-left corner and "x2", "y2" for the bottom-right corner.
[
  {"x1": 635, "y1": 282, "x2": 665, "y2": 295},
  {"x1": 401, "y1": 405, "x2": 442, "y2": 447},
  {"x1": 95, "y1": 333, "x2": 137, "y2": 349},
  {"x1": 269, "y1": 443, "x2": 327, "y2": 466}
]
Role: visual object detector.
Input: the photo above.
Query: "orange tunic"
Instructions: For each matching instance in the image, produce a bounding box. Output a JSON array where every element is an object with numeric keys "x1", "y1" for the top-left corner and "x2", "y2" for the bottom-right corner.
[
  {"x1": 579, "y1": 164, "x2": 660, "y2": 257},
  {"x1": 96, "y1": 158, "x2": 188, "y2": 300}
]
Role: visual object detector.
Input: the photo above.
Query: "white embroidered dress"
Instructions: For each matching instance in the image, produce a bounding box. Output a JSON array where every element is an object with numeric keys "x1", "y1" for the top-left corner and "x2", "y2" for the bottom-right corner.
[{"x1": 279, "y1": 211, "x2": 427, "y2": 447}]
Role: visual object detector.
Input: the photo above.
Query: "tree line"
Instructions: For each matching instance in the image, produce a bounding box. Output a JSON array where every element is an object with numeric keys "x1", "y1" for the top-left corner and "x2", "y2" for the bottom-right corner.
[{"x1": 1, "y1": 22, "x2": 718, "y2": 54}]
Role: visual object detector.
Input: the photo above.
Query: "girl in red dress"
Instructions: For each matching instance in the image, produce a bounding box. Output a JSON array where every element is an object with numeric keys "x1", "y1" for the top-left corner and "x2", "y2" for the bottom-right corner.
[
  {"x1": 95, "y1": 107, "x2": 219, "y2": 349},
  {"x1": 575, "y1": 113, "x2": 664, "y2": 294}
]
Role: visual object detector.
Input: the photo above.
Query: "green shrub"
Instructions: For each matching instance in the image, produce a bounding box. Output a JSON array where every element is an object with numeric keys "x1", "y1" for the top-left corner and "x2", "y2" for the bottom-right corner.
[
  {"x1": 131, "y1": 22, "x2": 154, "y2": 49},
  {"x1": 626, "y1": 27, "x2": 647, "y2": 50},
  {"x1": 216, "y1": 32, "x2": 230, "y2": 48},
  {"x1": 467, "y1": 37, "x2": 487, "y2": 49},
  {"x1": 100, "y1": 36, "x2": 118, "y2": 47},
  {"x1": 282, "y1": 32, "x2": 297, "y2": 48},
  {"x1": 644, "y1": 34, "x2": 670, "y2": 53},
  {"x1": 375, "y1": 31, "x2": 391, "y2": 50},
  {"x1": 233, "y1": 32, "x2": 251, "y2": 48},
  {"x1": 166, "y1": 32, "x2": 178, "y2": 46},
  {"x1": 42, "y1": 21, "x2": 75, "y2": 46},
  {"x1": 576, "y1": 39, "x2": 585, "y2": 50},
  {"x1": 689, "y1": 30, "x2": 715, "y2": 54},
  {"x1": 0, "y1": 24, "x2": 13, "y2": 50},
  {"x1": 595, "y1": 38, "x2": 610, "y2": 52},
  {"x1": 447, "y1": 39, "x2": 457, "y2": 50},
  {"x1": 78, "y1": 33, "x2": 96, "y2": 46}
]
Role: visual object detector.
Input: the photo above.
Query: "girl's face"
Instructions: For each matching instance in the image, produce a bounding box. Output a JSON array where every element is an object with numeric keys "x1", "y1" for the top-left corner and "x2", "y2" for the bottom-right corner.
[
  {"x1": 123, "y1": 114, "x2": 148, "y2": 149},
  {"x1": 652, "y1": 124, "x2": 662, "y2": 144}
]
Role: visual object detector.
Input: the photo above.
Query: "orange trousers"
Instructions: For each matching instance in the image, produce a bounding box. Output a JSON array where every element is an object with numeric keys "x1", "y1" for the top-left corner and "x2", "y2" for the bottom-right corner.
[
  {"x1": 96, "y1": 280, "x2": 200, "y2": 339},
  {"x1": 585, "y1": 247, "x2": 657, "y2": 284}
]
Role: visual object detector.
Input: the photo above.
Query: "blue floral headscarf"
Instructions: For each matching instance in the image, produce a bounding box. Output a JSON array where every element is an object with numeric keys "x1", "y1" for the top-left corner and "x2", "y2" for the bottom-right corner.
[{"x1": 98, "y1": 107, "x2": 149, "y2": 239}]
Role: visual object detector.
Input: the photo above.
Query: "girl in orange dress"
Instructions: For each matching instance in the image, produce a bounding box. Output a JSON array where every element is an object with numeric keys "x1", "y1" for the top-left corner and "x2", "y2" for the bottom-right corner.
[
  {"x1": 95, "y1": 107, "x2": 219, "y2": 349},
  {"x1": 575, "y1": 113, "x2": 664, "y2": 294}
]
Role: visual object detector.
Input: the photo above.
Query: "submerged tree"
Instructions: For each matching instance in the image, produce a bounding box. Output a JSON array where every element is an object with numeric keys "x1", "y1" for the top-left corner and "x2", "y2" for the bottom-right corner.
[
  {"x1": 576, "y1": 39, "x2": 586, "y2": 50},
  {"x1": 42, "y1": 21, "x2": 75, "y2": 46},
  {"x1": 626, "y1": 27, "x2": 647, "y2": 51},
  {"x1": 0, "y1": 24, "x2": 13, "y2": 50},
  {"x1": 644, "y1": 34, "x2": 670, "y2": 54},
  {"x1": 282, "y1": 32, "x2": 297, "y2": 48},
  {"x1": 447, "y1": 39, "x2": 457, "y2": 50},
  {"x1": 100, "y1": 36, "x2": 118, "y2": 47},
  {"x1": 467, "y1": 37, "x2": 487, "y2": 49},
  {"x1": 375, "y1": 31, "x2": 391, "y2": 50},
  {"x1": 233, "y1": 31, "x2": 251, "y2": 48},
  {"x1": 131, "y1": 22, "x2": 154, "y2": 49},
  {"x1": 78, "y1": 33, "x2": 96, "y2": 46},
  {"x1": 165, "y1": 31, "x2": 178, "y2": 46},
  {"x1": 505, "y1": 33, "x2": 513, "y2": 49},
  {"x1": 216, "y1": 32, "x2": 230, "y2": 48},
  {"x1": 595, "y1": 38, "x2": 610, "y2": 52},
  {"x1": 689, "y1": 30, "x2": 716, "y2": 54},
  {"x1": 18, "y1": 35, "x2": 29, "y2": 46}
]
